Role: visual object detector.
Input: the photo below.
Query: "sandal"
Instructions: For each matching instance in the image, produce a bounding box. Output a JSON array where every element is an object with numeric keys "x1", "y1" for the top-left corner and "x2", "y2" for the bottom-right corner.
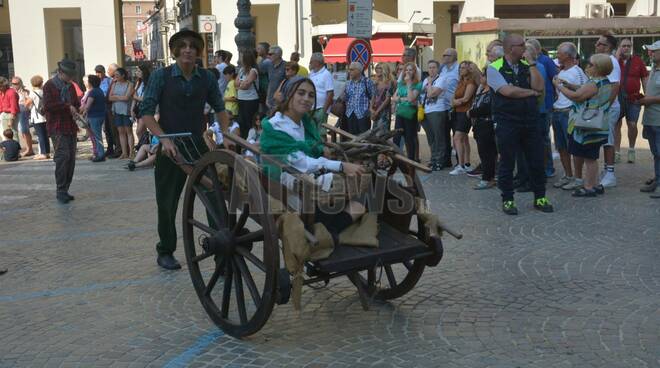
[{"x1": 572, "y1": 188, "x2": 596, "y2": 197}]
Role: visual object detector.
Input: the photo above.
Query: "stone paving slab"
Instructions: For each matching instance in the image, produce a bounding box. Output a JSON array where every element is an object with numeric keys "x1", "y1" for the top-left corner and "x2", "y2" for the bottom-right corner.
[{"x1": 0, "y1": 145, "x2": 659, "y2": 368}]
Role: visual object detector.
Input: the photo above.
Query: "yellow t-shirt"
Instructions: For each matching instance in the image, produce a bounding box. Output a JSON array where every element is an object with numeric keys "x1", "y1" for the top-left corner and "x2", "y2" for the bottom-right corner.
[
  {"x1": 224, "y1": 79, "x2": 239, "y2": 116},
  {"x1": 297, "y1": 65, "x2": 309, "y2": 77}
]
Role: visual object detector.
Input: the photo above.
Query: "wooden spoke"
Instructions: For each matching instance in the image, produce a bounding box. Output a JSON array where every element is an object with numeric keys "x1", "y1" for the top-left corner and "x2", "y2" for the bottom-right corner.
[
  {"x1": 233, "y1": 204, "x2": 250, "y2": 235},
  {"x1": 234, "y1": 255, "x2": 262, "y2": 306},
  {"x1": 235, "y1": 246, "x2": 266, "y2": 272},
  {"x1": 191, "y1": 251, "x2": 214, "y2": 263},
  {"x1": 205, "y1": 264, "x2": 223, "y2": 296},
  {"x1": 188, "y1": 219, "x2": 217, "y2": 235},
  {"x1": 205, "y1": 165, "x2": 230, "y2": 224},
  {"x1": 192, "y1": 184, "x2": 223, "y2": 228},
  {"x1": 233, "y1": 259, "x2": 249, "y2": 324},
  {"x1": 221, "y1": 262, "x2": 233, "y2": 318},
  {"x1": 384, "y1": 265, "x2": 397, "y2": 288},
  {"x1": 236, "y1": 229, "x2": 264, "y2": 244}
]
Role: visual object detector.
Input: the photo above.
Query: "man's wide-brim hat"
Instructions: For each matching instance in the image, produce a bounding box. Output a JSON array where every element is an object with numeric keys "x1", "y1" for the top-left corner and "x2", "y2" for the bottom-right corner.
[
  {"x1": 168, "y1": 29, "x2": 204, "y2": 50},
  {"x1": 57, "y1": 59, "x2": 76, "y2": 76}
]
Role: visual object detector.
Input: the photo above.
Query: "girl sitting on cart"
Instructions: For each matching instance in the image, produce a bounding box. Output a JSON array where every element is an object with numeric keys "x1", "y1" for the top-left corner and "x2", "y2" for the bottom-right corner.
[{"x1": 259, "y1": 76, "x2": 367, "y2": 241}]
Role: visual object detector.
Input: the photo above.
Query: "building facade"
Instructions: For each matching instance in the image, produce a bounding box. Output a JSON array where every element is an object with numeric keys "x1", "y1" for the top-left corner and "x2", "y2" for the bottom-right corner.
[
  {"x1": 6, "y1": 0, "x2": 123, "y2": 83},
  {"x1": 122, "y1": 0, "x2": 155, "y2": 61}
]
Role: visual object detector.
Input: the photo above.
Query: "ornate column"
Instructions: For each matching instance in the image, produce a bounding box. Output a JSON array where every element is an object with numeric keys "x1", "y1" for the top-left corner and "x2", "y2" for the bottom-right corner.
[{"x1": 235, "y1": 0, "x2": 255, "y2": 56}]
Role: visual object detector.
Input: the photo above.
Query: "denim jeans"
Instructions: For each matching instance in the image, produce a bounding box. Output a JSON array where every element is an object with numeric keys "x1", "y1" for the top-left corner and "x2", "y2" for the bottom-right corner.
[
  {"x1": 643, "y1": 125, "x2": 660, "y2": 182},
  {"x1": 33, "y1": 123, "x2": 50, "y2": 155},
  {"x1": 88, "y1": 116, "x2": 105, "y2": 158},
  {"x1": 496, "y1": 118, "x2": 546, "y2": 201}
]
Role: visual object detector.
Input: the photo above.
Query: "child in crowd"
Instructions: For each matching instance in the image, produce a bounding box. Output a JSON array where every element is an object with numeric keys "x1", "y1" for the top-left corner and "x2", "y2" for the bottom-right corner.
[
  {"x1": 204, "y1": 119, "x2": 240, "y2": 151},
  {"x1": 126, "y1": 135, "x2": 160, "y2": 171},
  {"x1": 223, "y1": 65, "x2": 239, "y2": 120},
  {"x1": 0, "y1": 129, "x2": 21, "y2": 162}
]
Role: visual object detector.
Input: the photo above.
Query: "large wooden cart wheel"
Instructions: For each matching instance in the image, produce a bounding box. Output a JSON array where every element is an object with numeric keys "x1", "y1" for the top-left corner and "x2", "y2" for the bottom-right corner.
[
  {"x1": 350, "y1": 166, "x2": 442, "y2": 301},
  {"x1": 182, "y1": 150, "x2": 279, "y2": 338}
]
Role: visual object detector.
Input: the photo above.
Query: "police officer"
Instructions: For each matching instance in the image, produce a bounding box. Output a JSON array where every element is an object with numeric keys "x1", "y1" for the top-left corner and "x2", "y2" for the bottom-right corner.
[
  {"x1": 486, "y1": 34, "x2": 554, "y2": 215},
  {"x1": 141, "y1": 30, "x2": 231, "y2": 270}
]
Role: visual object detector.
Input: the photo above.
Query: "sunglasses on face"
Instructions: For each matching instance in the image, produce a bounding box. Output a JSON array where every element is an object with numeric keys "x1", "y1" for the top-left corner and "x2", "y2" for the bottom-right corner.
[
  {"x1": 596, "y1": 42, "x2": 608, "y2": 47},
  {"x1": 442, "y1": 54, "x2": 452, "y2": 57},
  {"x1": 511, "y1": 43, "x2": 526, "y2": 48}
]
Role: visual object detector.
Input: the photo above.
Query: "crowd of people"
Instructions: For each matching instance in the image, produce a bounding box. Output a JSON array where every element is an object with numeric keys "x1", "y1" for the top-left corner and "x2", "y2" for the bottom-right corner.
[
  {"x1": 0, "y1": 30, "x2": 659, "y2": 212},
  {"x1": 205, "y1": 32, "x2": 659, "y2": 214}
]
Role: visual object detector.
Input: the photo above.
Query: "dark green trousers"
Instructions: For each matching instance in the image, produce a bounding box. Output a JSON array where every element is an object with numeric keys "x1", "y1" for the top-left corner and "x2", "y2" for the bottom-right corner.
[{"x1": 154, "y1": 137, "x2": 210, "y2": 256}]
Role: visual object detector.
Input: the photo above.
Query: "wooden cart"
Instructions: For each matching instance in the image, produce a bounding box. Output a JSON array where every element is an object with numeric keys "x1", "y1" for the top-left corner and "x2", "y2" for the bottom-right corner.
[{"x1": 165, "y1": 124, "x2": 459, "y2": 339}]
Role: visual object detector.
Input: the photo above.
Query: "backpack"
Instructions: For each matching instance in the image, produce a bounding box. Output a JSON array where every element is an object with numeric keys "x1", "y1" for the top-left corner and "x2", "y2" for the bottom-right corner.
[{"x1": 34, "y1": 91, "x2": 45, "y2": 116}]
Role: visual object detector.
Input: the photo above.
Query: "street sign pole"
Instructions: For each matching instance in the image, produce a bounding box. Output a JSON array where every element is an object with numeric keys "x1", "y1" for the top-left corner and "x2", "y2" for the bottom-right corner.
[
  {"x1": 347, "y1": 0, "x2": 372, "y2": 39},
  {"x1": 347, "y1": 0, "x2": 372, "y2": 75}
]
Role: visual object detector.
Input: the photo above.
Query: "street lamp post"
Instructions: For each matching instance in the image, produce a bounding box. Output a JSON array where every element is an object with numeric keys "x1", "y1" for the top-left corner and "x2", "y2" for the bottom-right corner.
[{"x1": 235, "y1": 0, "x2": 255, "y2": 56}]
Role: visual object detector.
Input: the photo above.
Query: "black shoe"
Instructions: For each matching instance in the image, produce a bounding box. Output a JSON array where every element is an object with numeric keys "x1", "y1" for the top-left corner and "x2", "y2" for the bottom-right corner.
[
  {"x1": 533, "y1": 197, "x2": 554, "y2": 213},
  {"x1": 126, "y1": 161, "x2": 136, "y2": 171},
  {"x1": 92, "y1": 156, "x2": 106, "y2": 163},
  {"x1": 56, "y1": 192, "x2": 70, "y2": 204},
  {"x1": 157, "y1": 254, "x2": 182, "y2": 270},
  {"x1": 594, "y1": 185, "x2": 605, "y2": 195},
  {"x1": 502, "y1": 200, "x2": 518, "y2": 215},
  {"x1": 66, "y1": 193, "x2": 75, "y2": 200}
]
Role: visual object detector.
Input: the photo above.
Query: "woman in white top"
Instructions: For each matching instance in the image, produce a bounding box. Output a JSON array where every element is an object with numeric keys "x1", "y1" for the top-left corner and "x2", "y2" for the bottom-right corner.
[
  {"x1": 27, "y1": 75, "x2": 49, "y2": 159},
  {"x1": 108, "y1": 67, "x2": 135, "y2": 159},
  {"x1": 236, "y1": 51, "x2": 260, "y2": 139}
]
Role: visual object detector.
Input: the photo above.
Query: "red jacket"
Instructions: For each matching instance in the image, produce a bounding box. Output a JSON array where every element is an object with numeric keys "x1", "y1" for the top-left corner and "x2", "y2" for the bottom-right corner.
[
  {"x1": 0, "y1": 87, "x2": 19, "y2": 115},
  {"x1": 43, "y1": 77, "x2": 81, "y2": 136}
]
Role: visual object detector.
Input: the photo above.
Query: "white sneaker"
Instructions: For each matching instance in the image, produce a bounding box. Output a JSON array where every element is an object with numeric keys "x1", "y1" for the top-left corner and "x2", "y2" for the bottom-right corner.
[
  {"x1": 600, "y1": 171, "x2": 617, "y2": 188},
  {"x1": 553, "y1": 176, "x2": 573, "y2": 188},
  {"x1": 562, "y1": 178, "x2": 583, "y2": 190},
  {"x1": 449, "y1": 165, "x2": 466, "y2": 176}
]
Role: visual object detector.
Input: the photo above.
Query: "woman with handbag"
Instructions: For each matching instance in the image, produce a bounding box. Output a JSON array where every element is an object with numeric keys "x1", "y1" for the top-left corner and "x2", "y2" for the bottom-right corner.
[
  {"x1": 370, "y1": 63, "x2": 395, "y2": 131},
  {"x1": 468, "y1": 67, "x2": 497, "y2": 189},
  {"x1": 392, "y1": 62, "x2": 422, "y2": 161},
  {"x1": 553, "y1": 54, "x2": 613, "y2": 197}
]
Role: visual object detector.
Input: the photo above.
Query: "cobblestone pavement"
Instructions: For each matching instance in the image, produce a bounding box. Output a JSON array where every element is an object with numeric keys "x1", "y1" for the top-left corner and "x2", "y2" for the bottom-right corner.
[{"x1": 0, "y1": 141, "x2": 659, "y2": 368}]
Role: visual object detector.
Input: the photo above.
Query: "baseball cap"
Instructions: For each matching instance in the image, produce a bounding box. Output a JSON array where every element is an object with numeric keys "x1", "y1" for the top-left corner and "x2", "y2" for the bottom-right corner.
[{"x1": 643, "y1": 40, "x2": 660, "y2": 51}]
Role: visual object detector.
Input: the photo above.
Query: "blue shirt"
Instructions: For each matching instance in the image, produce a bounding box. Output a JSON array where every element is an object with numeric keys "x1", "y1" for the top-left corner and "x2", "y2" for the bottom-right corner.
[
  {"x1": 140, "y1": 63, "x2": 225, "y2": 118},
  {"x1": 344, "y1": 76, "x2": 376, "y2": 119},
  {"x1": 87, "y1": 88, "x2": 106, "y2": 118},
  {"x1": 538, "y1": 54, "x2": 558, "y2": 111},
  {"x1": 536, "y1": 62, "x2": 548, "y2": 114},
  {"x1": 100, "y1": 76, "x2": 112, "y2": 97},
  {"x1": 438, "y1": 62, "x2": 459, "y2": 111}
]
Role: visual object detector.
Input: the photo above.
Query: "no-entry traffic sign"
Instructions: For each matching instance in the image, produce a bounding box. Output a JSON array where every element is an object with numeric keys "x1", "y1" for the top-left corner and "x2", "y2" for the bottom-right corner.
[{"x1": 346, "y1": 38, "x2": 372, "y2": 66}]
